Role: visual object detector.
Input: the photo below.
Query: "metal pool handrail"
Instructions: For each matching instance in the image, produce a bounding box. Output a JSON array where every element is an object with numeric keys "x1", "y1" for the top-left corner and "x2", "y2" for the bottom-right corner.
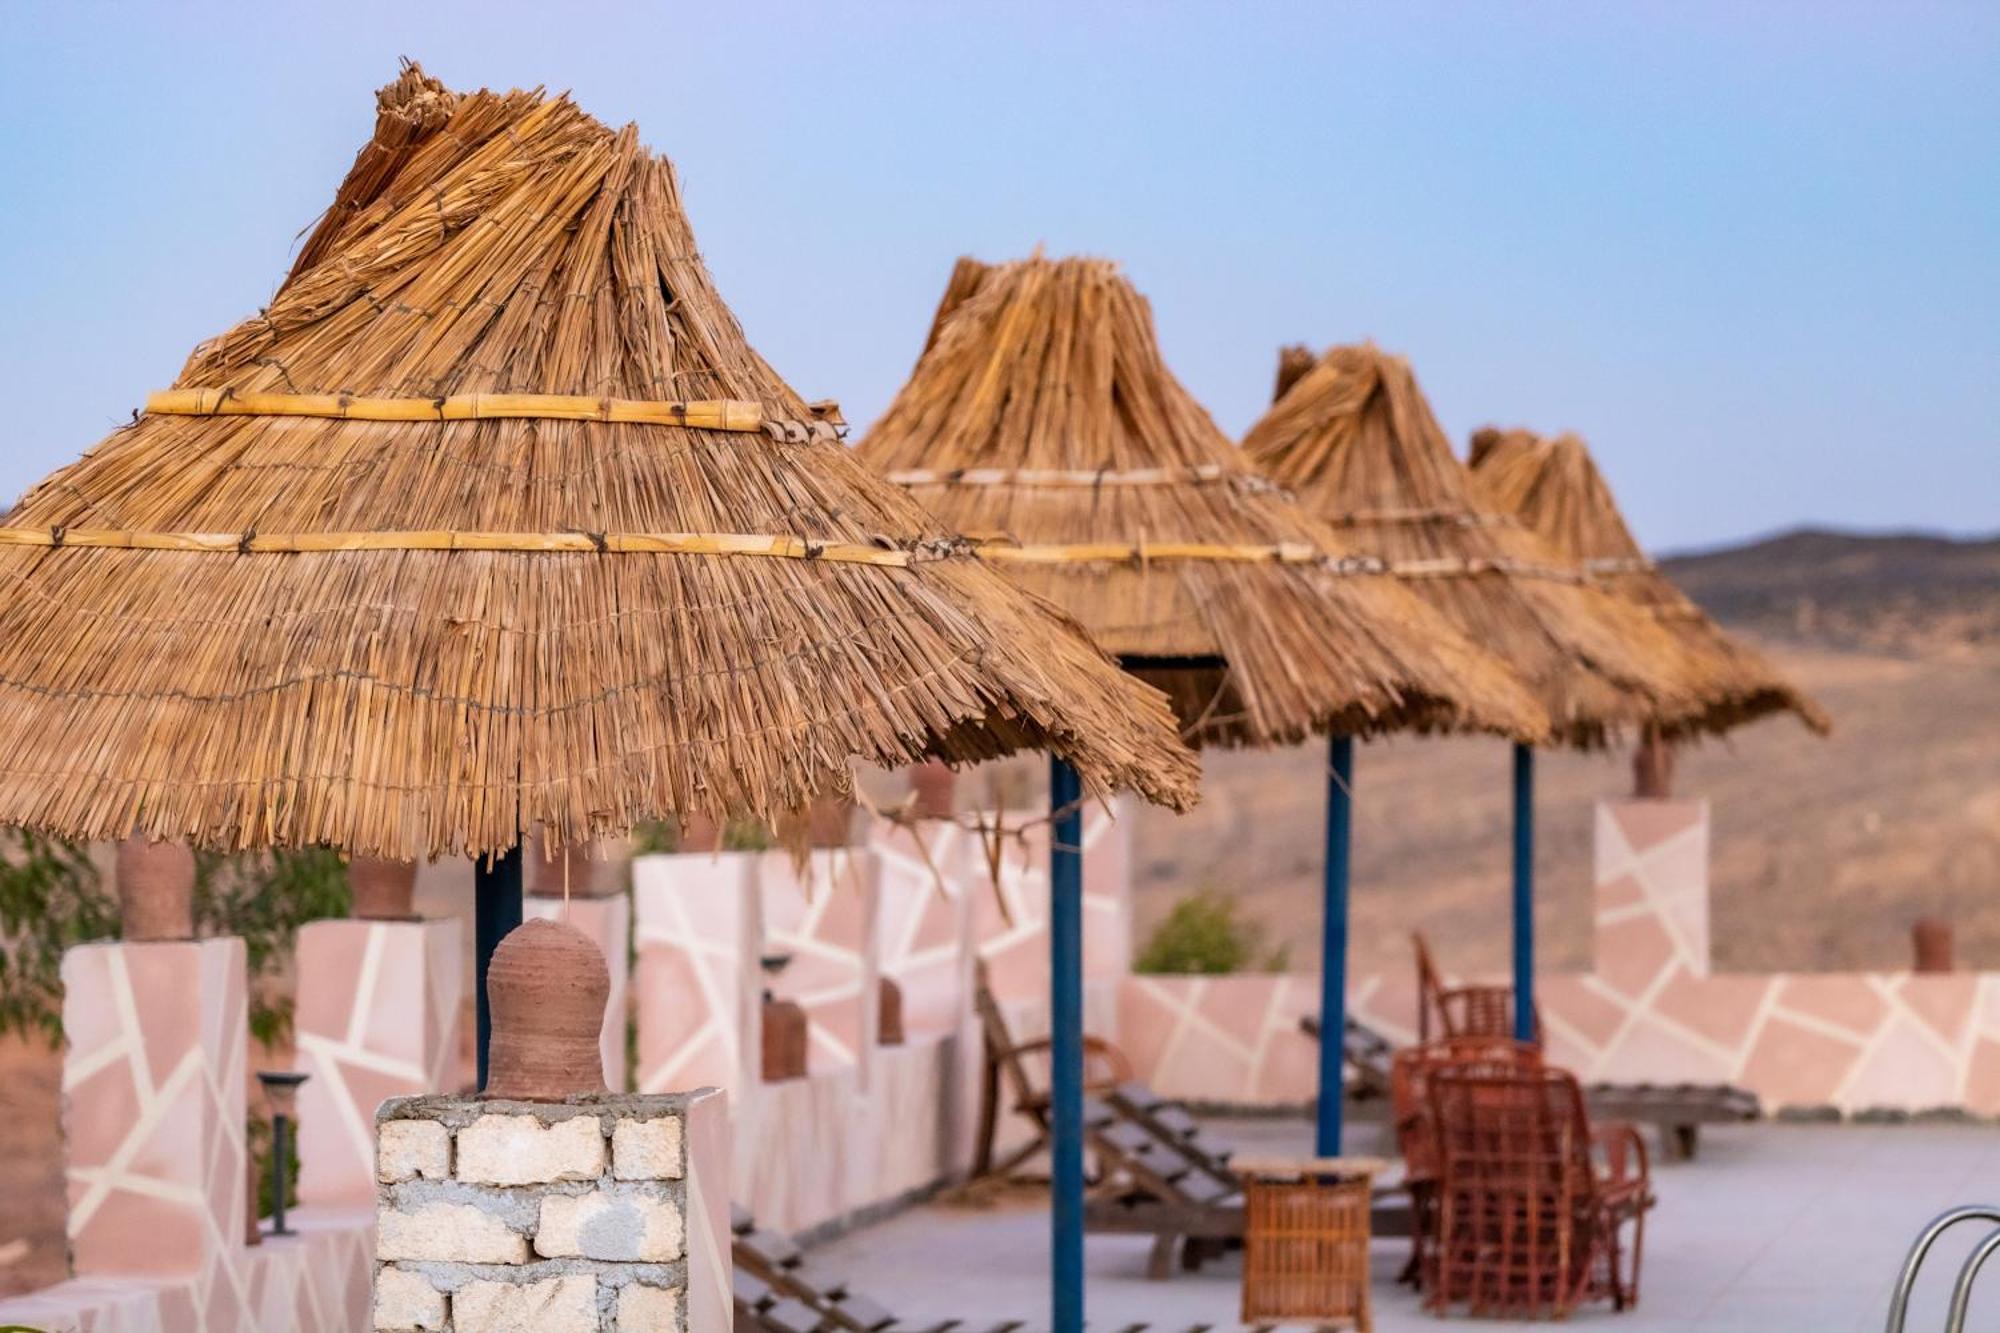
[{"x1": 1885, "y1": 1205, "x2": 2000, "y2": 1332}]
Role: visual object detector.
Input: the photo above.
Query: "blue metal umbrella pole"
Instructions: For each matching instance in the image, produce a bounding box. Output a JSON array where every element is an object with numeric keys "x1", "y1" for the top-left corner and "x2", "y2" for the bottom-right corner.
[
  {"x1": 1317, "y1": 733, "x2": 1354, "y2": 1157},
  {"x1": 1511, "y1": 743, "x2": 1536, "y2": 1043},
  {"x1": 474, "y1": 844, "x2": 525, "y2": 1090},
  {"x1": 1048, "y1": 756, "x2": 1086, "y2": 1333}
]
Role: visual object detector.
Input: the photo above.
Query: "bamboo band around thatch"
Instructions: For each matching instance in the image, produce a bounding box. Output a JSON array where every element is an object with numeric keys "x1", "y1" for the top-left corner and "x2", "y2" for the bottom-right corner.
[
  {"x1": 977, "y1": 540, "x2": 1330, "y2": 566},
  {"x1": 886, "y1": 464, "x2": 1238, "y2": 488},
  {"x1": 146, "y1": 388, "x2": 766, "y2": 432},
  {"x1": 969, "y1": 539, "x2": 1603, "y2": 585},
  {"x1": 1326, "y1": 507, "x2": 1511, "y2": 528},
  {"x1": 0, "y1": 527, "x2": 922, "y2": 567}
]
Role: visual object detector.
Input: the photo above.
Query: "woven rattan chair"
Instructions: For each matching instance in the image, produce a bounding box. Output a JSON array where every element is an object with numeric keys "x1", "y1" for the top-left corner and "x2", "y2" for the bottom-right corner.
[
  {"x1": 1426, "y1": 1064, "x2": 1652, "y2": 1318},
  {"x1": 1389, "y1": 1038, "x2": 1543, "y2": 1290},
  {"x1": 1413, "y1": 931, "x2": 1540, "y2": 1043},
  {"x1": 1408, "y1": 933, "x2": 1759, "y2": 1160}
]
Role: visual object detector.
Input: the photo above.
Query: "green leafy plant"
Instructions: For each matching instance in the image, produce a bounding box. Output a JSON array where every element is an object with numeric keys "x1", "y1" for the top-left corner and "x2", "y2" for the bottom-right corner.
[
  {"x1": 1134, "y1": 887, "x2": 1281, "y2": 975},
  {"x1": 0, "y1": 831, "x2": 116, "y2": 1043},
  {"x1": 247, "y1": 1111, "x2": 301, "y2": 1220},
  {"x1": 720, "y1": 819, "x2": 772, "y2": 852},
  {"x1": 0, "y1": 837, "x2": 350, "y2": 1046},
  {"x1": 194, "y1": 847, "x2": 350, "y2": 1046}
]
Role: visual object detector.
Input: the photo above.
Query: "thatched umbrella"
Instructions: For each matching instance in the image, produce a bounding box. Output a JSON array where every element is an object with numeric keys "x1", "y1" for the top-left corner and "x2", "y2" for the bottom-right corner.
[
  {"x1": 1245, "y1": 342, "x2": 1699, "y2": 1043},
  {"x1": 0, "y1": 66, "x2": 1197, "y2": 1090},
  {"x1": 858, "y1": 255, "x2": 1545, "y2": 1305},
  {"x1": 1469, "y1": 425, "x2": 1830, "y2": 792}
]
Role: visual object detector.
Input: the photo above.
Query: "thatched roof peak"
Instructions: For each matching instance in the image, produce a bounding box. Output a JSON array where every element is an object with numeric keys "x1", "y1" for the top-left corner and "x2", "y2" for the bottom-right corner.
[
  {"x1": 1470, "y1": 427, "x2": 1830, "y2": 738},
  {"x1": 0, "y1": 68, "x2": 1200, "y2": 857},
  {"x1": 882, "y1": 254, "x2": 1248, "y2": 475},
  {"x1": 1243, "y1": 342, "x2": 1700, "y2": 747},
  {"x1": 859, "y1": 256, "x2": 1547, "y2": 749}
]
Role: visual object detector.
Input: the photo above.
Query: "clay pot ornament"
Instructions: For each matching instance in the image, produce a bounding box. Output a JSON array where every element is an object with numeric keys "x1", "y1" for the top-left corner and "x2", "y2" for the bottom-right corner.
[
  {"x1": 909, "y1": 761, "x2": 957, "y2": 821},
  {"x1": 349, "y1": 857, "x2": 419, "y2": 921},
  {"x1": 806, "y1": 795, "x2": 856, "y2": 849},
  {"x1": 116, "y1": 834, "x2": 196, "y2": 942},
  {"x1": 1632, "y1": 732, "x2": 1676, "y2": 800},
  {"x1": 530, "y1": 840, "x2": 615, "y2": 898},
  {"x1": 483, "y1": 918, "x2": 610, "y2": 1101},
  {"x1": 678, "y1": 812, "x2": 721, "y2": 854}
]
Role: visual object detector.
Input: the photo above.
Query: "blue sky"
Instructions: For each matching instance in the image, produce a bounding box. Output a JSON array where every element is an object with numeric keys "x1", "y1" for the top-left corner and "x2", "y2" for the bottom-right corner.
[{"x1": 0, "y1": 2, "x2": 1992, "y2": 551}]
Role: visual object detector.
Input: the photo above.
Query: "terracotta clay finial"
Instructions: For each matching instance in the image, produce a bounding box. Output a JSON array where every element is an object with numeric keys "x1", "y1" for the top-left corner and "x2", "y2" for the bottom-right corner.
[
  {"x1": 1632, "y1": 732, "x2": 1675, "y2": 800},
  {"x1": 678, "y1": 812, "x2": 721, "y2": 854},
  {"x1": 530, "y1": 839, "x2": 616, "y2": 898},
  {"x1": 806, "y1": 795, "x2": 856, "y2": 848},
  {"x1": 116, "y1": 834, "x2": 196, "y2": 942},
  {"x1": 349, "y1": 857, "x2": 419, "y2": 920},
  {"x1": 1913, "y1": 918, "x2": 1955, "y2": 974},
  {"x1": 483, "y1": 918, "x2": 610, "y2": 1100},
  {"x1": 909, "y1": 761, "x2": 957, "y2": 821}
]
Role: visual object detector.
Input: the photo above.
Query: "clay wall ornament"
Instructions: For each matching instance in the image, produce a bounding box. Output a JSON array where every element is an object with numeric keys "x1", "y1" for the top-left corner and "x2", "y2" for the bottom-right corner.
[
  {"x1": 530, "y1": 840, "x2": 615, "y2": 898},
  {"x1": 677, "y1": 812, "x2": 721, "y2": 854},
  {"x1": 909, "y1": 761, "x2": 958, "y2": 821},
  {"x1": 349, "y1": 857, "x2": 419, "y2": 920},
  {"x1": 877, "y1": 976, "x2": 905, "y2": 1046},
  {"x1": 483, "y1": 919, "x2": 611, "y2": 1101},
  {"x1": 1631, "y1": 732, "x2": 1676, "y2": 799},
  {"x1": 115, "y1": 833, "x2": 195, "y2": 942}
]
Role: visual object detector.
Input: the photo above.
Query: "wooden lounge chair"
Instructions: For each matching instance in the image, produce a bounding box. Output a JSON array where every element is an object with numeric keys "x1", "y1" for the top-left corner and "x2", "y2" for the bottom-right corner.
[
  {"x1": 1426, "y1": 1064, "x2": 1652, "y2": 1318},
  {"x1": 732, "y1": 1206, "x2": 1258, "y2": 1331},
  {"x1": 971, "y1": 961, "x2": 1135, "y2": 1180},
  {"x1": 1296, "y1": 1012, "x2": 1394, "y2": 1109},
  {"x1": 974, "y1": 973, "x2": 1409, "y2": 1278}
]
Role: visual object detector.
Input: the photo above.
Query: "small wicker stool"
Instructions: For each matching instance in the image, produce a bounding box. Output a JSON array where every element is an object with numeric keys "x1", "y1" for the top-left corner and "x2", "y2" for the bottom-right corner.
[{"x1": 1236, "y1": 1156, "x2": 1387, "y2": 1330}]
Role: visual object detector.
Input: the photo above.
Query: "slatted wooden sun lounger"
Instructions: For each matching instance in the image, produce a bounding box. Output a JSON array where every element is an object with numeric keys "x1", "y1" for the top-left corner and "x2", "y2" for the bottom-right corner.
[
  {"x1": 976, "y1": 975, "x2": 1407, "y2": 1278},
  {"x1": 731, "y1": 1206, "x2": 1256, "y2": 1332}
]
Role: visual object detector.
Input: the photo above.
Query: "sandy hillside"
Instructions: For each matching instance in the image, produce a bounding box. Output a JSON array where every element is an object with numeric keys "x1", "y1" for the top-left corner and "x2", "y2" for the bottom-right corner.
[{"x1": 1130, "y1": 530, "x2": 2000, "y2": 979}]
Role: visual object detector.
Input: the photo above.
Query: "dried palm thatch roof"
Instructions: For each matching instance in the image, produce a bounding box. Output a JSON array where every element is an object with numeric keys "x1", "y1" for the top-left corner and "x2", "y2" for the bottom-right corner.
[
  {"x1": 1469, "y1": 427, "x2": 1830, "y2": 738},
  {"x1": 855, "y1": 256, "x2": 1546, "y2": 749},
  {"x1": 1243, "y1": 342, "x2": 1700, "y2": 747},
  {"x1": 0, "y1": 64, "x2": 1200, "y2": 859}
]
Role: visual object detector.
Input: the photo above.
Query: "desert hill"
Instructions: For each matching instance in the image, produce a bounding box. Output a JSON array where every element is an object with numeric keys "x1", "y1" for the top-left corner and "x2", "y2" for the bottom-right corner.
[{"x1": 1131, "y1": 528, "x2": 2000, "y2": 978}]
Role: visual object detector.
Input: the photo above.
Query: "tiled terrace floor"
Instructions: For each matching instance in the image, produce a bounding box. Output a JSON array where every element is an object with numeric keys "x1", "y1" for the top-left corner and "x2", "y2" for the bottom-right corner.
[{"x1": 813, "y1": 1119, "x2": 2000, "y2": 1331}]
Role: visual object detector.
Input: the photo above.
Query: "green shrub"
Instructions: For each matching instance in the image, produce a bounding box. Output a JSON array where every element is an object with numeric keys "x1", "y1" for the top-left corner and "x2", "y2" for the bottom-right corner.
[
  {"x1": 0, "y1": 838, "x2": 350, "y2": 1046},
  {"x1": 0, "y1": 831, "x2": 116, "y2": 1043},
  {"x1": 1134, "y1": 888, "x2": 1274, "y2": 975}
]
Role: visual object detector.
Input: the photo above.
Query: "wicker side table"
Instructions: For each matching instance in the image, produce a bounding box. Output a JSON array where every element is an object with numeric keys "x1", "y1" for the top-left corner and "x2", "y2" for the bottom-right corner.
[{"x1": 1236, "y1": 1156, "x2": 1388, "y2": 1330}]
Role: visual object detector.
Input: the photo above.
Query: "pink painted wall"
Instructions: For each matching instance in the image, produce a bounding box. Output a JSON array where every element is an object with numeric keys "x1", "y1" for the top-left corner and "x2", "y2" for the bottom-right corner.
[
  {"x1": 1119, "y1": 800, "x2": 2000, "y2": 1116},
  {"x1": 0, "y1": 935, "x2": 374, "y2": 1332},
  {"x1": 295, "y1": 918, "x2": 463, "y2": 1206}
]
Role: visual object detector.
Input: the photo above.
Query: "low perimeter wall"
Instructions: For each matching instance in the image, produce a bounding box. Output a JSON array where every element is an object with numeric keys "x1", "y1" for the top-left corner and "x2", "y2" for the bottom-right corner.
[
  {"x1": 1120, "y1": 800, "x2": 2000, "y2": 1116},
  {"x1": 632, "y1": 802, "x2": 1130, "y2": 1235}
]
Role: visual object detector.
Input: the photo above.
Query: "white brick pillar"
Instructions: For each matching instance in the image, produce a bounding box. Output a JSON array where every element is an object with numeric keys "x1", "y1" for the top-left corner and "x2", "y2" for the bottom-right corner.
[{"x1": 373, "y1": 1088, "x2": 731, "y2": 1331}]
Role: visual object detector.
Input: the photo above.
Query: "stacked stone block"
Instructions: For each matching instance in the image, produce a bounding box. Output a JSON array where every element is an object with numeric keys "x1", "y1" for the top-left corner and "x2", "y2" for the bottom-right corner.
[{"x1": 374, "y1": 1094, "x2": 713, "y2": 1331}]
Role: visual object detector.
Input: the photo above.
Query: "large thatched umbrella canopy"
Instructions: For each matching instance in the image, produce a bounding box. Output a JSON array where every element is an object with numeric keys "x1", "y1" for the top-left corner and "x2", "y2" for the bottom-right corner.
[
  {"x1": 0, "y1": 66, "x2": 1198, "y2": 862},
  {"x1": 1469, "y1": 426, "x2": 1829, "y2": 740},
  {"x1": 856, "y1": 257, "x2": 1545, "y2": 749},
  {"x1": 1244, "y1": 342, "x2": 1697, "y2": 747}
]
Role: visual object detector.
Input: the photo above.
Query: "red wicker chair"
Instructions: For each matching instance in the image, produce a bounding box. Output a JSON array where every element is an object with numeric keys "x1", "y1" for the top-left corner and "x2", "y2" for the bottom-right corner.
[
  {"x1": 1388, "y1": 1038, "x2": 1542, "y2": 1289},
  {"x1": 1414, "y1": 931, "x2": 1541, "y2": 1043},
  {"x1": 1426, "y1": 1064, "x2": 1652, "y2": 1318}
]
